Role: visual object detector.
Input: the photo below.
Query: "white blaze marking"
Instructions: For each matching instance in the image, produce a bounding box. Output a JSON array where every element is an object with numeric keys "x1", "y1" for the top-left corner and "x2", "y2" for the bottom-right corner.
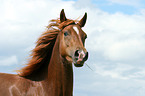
[{"x1": 73, "y1": 26, "x2": 79, "y2": 34}]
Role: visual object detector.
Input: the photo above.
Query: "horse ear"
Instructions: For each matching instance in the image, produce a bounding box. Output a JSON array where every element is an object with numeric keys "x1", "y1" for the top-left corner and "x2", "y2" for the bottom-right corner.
[
  {"x1": 78, "y1": 13, "x2": 87, "y2": 27},
  {"x1": 60, "y1": 9, "x2": 67, "y2": 22}
]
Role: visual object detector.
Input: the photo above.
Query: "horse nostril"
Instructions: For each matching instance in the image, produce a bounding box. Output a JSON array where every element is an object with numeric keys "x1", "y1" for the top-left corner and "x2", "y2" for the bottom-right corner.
[
  {"x1": 74, "y1": 50, "x2": 79, "y2": 57},
  {"x1": 84, "y1": 52, "x2": 88, "y2": 61}
]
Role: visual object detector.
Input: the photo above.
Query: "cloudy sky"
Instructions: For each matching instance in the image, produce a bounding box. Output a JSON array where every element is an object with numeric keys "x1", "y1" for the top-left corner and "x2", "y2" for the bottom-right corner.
[{"x1": 1, "y1": 0, "x2": 145, "y2": 96}]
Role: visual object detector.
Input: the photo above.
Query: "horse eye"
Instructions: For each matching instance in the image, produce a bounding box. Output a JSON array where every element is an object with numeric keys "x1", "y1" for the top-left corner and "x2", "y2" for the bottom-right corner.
[{"x1": 64, "y1": 31, "x2": 69, "y2": 36}]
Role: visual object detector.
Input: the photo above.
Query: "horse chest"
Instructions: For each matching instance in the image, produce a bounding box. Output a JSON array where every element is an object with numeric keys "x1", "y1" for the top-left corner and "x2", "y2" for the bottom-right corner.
[{"x1": 26, "y1": 82, "x2": 45, "y2": 96}]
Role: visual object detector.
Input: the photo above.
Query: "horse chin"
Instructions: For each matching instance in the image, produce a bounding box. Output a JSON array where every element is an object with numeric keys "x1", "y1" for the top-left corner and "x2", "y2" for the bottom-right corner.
[{"x1": 74, "y1": 61, "x2": 84, "y2": 67}]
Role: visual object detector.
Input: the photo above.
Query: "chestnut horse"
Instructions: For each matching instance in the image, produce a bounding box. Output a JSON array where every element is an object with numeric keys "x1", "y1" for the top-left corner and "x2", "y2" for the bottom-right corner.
[{"x1": 0, "y1": 9, "x2": 88, "y2": 96}]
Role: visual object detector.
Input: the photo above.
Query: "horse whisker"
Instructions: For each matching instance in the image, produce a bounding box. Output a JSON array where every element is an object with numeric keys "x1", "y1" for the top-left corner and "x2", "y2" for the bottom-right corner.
[{"x1": 85, "y1": 63, "x2": 93, "y2": 71}]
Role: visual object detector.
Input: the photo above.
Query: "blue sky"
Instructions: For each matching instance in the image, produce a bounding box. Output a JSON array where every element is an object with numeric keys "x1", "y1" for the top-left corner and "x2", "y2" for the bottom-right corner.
[
  {"x1": 93, "y1": 0, "x2": 142, "y2": 14},
  {"x1": 1, "y1": 0, "x2": 145, "y2": 96}
]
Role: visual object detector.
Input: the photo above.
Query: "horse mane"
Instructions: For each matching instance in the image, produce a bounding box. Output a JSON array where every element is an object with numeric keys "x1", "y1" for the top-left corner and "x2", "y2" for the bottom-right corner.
[{"x1": 18, "y1": 18, "x2": 76, "y2": 77}]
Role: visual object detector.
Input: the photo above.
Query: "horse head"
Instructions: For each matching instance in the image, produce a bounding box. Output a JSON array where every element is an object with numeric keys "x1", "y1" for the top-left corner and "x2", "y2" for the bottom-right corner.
[{"x1": 59, "y1": 9, "x2": 88, "y2": 67}]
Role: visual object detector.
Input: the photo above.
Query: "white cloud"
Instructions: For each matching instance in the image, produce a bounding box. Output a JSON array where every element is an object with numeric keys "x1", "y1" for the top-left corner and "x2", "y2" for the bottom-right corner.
[
  {"x1": 94, "y1": 62, "x2": 145, "y2": 80},
  {"x1": 87, "y1": 11, "x2": 145, "y2": 61},
  {"x1": 0, "y1": 55, "x2": 18, "y2": 66},
  {"x1": 74, "y1": 0, "x2": 96, "y2": 9},
  {"x1": 94, "y1": 63, "x2": 130, "y2": 80}
]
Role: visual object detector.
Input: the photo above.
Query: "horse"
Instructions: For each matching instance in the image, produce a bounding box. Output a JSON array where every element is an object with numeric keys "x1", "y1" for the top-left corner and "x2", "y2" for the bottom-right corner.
[{"x1": 0, "y1": 9, "x2": 88, "y2": 96}]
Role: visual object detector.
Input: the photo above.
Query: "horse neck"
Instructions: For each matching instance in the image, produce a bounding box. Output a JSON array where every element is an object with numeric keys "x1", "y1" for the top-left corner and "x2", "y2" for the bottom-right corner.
[{"x1": 45, "y1": 34, "x2": 73, "y2": 96}]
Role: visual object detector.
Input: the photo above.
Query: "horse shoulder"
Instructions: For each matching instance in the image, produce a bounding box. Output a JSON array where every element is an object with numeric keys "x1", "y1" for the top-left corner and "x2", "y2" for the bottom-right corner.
[
  {"x1": 0, "y1": 73, "x2": 34, "y2": 96},
  {"x1": 0, "y1": 73, "x2": 21, "y2": 95}
]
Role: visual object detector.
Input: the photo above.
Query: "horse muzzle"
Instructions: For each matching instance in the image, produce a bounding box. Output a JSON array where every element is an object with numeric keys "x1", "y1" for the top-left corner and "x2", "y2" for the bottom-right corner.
[{"x1": 73, "y1": 50, "x2": 88, "y2": 67}]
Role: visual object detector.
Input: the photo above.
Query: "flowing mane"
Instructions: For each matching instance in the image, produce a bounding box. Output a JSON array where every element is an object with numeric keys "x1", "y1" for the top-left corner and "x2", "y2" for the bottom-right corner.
[{"x1": 18, "y1": 18, "x2": 76, "y2": 78}]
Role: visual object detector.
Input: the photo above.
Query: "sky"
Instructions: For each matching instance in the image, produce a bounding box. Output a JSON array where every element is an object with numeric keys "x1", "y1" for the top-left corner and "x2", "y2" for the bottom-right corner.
[{"x1": 0, "y1": 0, "x2": 145, "y2": 96}]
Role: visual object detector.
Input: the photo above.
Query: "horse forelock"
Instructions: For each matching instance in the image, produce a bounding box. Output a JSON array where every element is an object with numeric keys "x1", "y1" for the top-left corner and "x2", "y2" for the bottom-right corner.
[{"x1": 17, "y1": 18, "x2": 77, "y2": 77}]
